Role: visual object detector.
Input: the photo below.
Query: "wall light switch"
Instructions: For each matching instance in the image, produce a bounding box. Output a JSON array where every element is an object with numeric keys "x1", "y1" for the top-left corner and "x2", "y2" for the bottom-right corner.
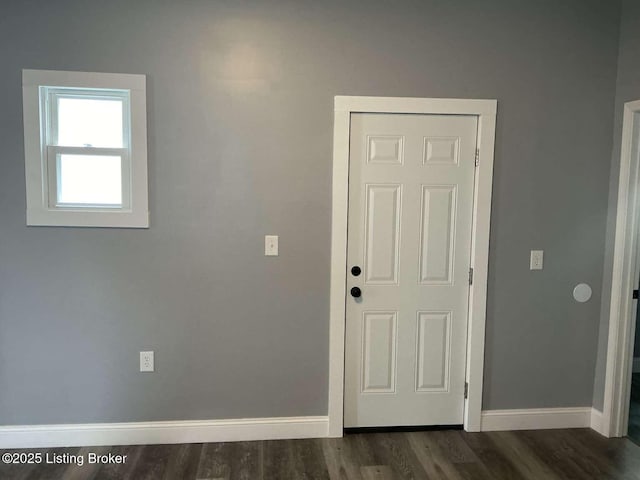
[
  {"x1": 265, "y1": 235, "x2": 278, "y2": 256},
  {"x1": 530, "y1": 250, "x2": 544, "y2": 270}
]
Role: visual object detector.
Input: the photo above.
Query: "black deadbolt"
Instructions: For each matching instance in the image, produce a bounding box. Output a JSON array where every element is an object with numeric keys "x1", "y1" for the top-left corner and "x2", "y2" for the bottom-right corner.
[
  {"x1": 351, "y1": 266, "x2": 362, "y2": 276},
  {"x1": 350, "y1": 287, "x2": 362, "y2": 298}
]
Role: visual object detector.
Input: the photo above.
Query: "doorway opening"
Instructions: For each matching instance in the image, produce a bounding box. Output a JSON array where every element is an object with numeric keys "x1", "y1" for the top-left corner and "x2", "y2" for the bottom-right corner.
[
  {"x1": 602, "y1": 99, "x2": 640, "y2": 438},
  {"x1": 629, "y1": 302, "x2": 640, "y2": 444}
]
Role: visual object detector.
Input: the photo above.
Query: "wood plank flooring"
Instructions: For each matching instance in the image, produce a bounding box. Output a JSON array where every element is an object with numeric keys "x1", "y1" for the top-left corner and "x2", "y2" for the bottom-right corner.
[{"x1": 0, "y1": 428, "x2": 639, "y2": 479}]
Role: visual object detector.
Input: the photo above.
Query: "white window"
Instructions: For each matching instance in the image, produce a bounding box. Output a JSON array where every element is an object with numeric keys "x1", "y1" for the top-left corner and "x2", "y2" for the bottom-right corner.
[{"x1": 22, "y1": 70, "x2": 149, "y2": 227}]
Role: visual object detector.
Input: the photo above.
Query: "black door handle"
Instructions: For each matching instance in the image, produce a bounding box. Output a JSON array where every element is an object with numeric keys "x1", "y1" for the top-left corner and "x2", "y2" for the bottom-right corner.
[
  {"x1": 351, "y1": 266, "x2": 361, "y2": 276},
  {"x1": 350, "y1": 287, "x2": 361, "y2": 298}
]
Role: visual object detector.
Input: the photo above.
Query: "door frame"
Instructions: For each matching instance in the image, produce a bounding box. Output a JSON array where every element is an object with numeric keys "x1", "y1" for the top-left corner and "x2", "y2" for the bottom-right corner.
[
  {"x1": 328, "y1": 96, "x2": 497, "y2": 436},
  {"x1": 602, "y1": 99, "x2": 640, "y2": 438}
]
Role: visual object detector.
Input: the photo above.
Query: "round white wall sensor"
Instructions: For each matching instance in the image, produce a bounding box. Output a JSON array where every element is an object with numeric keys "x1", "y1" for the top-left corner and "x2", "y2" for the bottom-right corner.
[{"x1": 573, "y1": 283, "x2": 592, "y2": 303}]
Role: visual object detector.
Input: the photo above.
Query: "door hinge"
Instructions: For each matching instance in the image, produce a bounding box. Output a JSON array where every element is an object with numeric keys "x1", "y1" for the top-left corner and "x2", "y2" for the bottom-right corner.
[
  {"x1": 475, "y1": 148, "x2": 479, "y2": 167},
  {"x1": 469, "y1": 267, "x2": 474, "y2": 285},
  {"x1": 634, "y1": 289, "x2": 639, "y2": 299},
  {"x1": 464, "y1": 382, "x2": 469, "y2": 399}
]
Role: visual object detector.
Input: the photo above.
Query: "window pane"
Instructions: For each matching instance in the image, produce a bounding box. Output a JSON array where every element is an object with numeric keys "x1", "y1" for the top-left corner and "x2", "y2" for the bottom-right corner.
[
  {"x1": 57, "y1": 97, "x2": 124, "y2": 147},
  {"x1": 57, "y1": 154, "x2": 122, "y2": 205}
]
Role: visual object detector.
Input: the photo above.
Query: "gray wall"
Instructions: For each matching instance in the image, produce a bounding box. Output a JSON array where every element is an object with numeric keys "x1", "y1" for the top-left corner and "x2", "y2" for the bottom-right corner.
[
  {"x1": 0, "y1": 0, "x2": 620, "y2": 424},
  {"x1": 594, "y1": 0, "x2": 640, "y2": 411}
]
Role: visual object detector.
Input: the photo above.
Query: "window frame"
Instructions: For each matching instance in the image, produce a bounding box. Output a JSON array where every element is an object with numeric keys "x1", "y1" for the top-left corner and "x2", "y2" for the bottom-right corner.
[{"x1": 22, "y1": 69, "x2": 149, "y2": 228}]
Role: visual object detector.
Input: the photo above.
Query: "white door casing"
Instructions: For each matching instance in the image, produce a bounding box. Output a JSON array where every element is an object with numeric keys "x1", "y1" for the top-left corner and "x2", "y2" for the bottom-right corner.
[
  {"x1": 328, "y1": 97, "x2": 496, "y2": 436},
  {"x1": 344, "y1": 113, "x2": 478, "y2": 427}
]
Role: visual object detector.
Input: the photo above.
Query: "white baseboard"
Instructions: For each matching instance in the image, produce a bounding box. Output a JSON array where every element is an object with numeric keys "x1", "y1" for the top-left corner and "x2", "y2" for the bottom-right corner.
[
  {"x1": 1, "y1": 406, "x2": 610, "y2": 448},
  {"x1": 481, "y1": 407, "x2": 596, "y2": 432},
  {"x1": 590, "y1": 408, "x2": 606, "y2": 436},
  {"x1": 0, "y1": 416, "x2": 329, "y2": 449},
  {"x1": 634, "y1": 357, "x2": 640, "y2": 373}
]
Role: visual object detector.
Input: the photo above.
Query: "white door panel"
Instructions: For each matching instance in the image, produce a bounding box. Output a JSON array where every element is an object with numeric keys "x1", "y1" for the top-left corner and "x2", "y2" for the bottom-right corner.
[
  {"x1": 362, "y1": 311, "x2": 397, "y2": 393},
  {"x1": 419, "y1": 185, "x2": 457, "y2": 284},
  {"x1": 344, "y1": 113, "x2": 477, "y2": 427},
  {"x1": 364, "y1": 184, "x2": 401, "y2": 285}
]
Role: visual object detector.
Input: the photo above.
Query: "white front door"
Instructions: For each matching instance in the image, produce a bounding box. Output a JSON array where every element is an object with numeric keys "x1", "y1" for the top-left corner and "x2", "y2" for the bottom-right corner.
[{"x1": 344, "y1": 113, "x2": 478, "y2": 427}]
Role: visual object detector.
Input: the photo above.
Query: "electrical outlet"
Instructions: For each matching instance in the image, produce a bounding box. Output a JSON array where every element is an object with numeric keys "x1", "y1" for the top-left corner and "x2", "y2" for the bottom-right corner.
[
  {"x1": 140, "y1": 351, "x2": 154, "y2": 372},
  {"x1": 530, "y1": 250, "x2": 544, "y2": 270}
]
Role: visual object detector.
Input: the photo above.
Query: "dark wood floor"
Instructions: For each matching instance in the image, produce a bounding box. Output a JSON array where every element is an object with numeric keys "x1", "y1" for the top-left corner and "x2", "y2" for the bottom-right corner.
[
  {"x1": 630, "y1": 372, "x2": 640, "y2": 445},
  {"x1": 1, "y1": 428, "x2": 639, "y2": 479}
]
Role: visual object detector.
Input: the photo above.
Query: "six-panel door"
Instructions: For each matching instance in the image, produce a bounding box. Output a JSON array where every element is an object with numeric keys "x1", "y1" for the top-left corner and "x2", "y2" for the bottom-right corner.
[{"x1": 344, "y1": 113, "x2": 478, "y2": 427}]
